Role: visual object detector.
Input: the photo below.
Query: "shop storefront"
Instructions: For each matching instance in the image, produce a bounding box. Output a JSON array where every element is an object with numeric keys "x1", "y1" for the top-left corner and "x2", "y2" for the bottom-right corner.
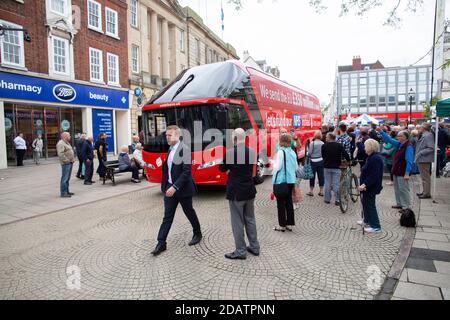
[{"x1": 0, "y1": 71, "x2": 131, "y2": 169}]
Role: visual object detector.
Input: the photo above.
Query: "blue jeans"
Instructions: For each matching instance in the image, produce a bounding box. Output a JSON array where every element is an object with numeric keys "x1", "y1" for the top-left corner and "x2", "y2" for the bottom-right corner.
[
  {"x1": 60, "y1": 163, "x2": 73, "y2": 196},
  {"x1": 310, "y1": 160, "x2": 324, "y2": 188},
  {"x1": 361, "y1": 192, "x2": 381, "y2": 229},
  {"x1": 324, "y1": 168, "x2": 341, "y2": 202}
]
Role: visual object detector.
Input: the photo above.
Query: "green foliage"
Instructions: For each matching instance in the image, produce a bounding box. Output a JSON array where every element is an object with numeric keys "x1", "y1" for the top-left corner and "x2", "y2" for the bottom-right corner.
[{"x1": 423, "y1": 96, "x2": 439, "y2": 119}]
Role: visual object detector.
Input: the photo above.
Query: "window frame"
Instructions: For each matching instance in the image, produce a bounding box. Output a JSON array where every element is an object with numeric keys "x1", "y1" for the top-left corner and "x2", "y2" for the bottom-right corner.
[
  {"x1": 89, "y1": 47, "x2": 104, "y2": 83},
  {"x1": 131, "y1": 45, "x2": 139, "y2": 74},
  {"x1": 87, "y1": 0, "x2": 103, "y2": 33},
  {"x1": 107, "y1": 52, "x2": 119, "y2": 86},
  {"x1": 105, "y1": 7, "x2": 119, "y2": 38},
  {"x1": 0, "y1": 20, "x2": 25, "y2": 69},
  {"x1": 179, "y1": 29, "x2": 185, "y2": 52},
  {"x1": 130, "y1": 0, "x2": 138, "y2": 28},
  {"x1": 52, "y1": 35, "x2": 70, "y2": 76}
]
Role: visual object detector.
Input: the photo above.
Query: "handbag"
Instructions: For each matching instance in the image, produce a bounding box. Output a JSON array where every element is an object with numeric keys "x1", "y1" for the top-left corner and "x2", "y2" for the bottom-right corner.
[
  {"x1": 273, "y1": 150, "x2": 290, "y2": 198},
  {"x1": 302, "y1": 142, "x2": 314, "y2": 180}
]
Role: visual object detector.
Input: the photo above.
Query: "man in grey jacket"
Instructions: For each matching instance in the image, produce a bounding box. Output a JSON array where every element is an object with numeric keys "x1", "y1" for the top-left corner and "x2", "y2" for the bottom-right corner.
[
  {"x1": 415, "y1": 123, "x2": 435, "y2": 199},
  {"x1": 56, "y1": 132, "x2": 75, "y2": 198}
]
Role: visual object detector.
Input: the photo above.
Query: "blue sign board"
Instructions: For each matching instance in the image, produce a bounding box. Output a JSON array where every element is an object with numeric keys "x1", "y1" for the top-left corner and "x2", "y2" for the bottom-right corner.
[
  {"x1": 0, "y1": 71, "x2": 129, "y2": 109},
  {"x1": 92, "y1": 109, "x2": 115, "y2": 153}
]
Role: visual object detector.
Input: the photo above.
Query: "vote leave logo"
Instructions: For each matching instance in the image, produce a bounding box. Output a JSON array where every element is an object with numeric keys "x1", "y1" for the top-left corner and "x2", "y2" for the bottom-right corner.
[{"x1": 53, "y1": 84, "x2": 77, "y2": 102}]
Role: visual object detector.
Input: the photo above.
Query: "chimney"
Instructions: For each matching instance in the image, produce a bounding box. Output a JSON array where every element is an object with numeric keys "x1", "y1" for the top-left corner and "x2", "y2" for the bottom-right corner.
[{"x1": 352, "y1": 56, "x2": 362, "y2": 71}]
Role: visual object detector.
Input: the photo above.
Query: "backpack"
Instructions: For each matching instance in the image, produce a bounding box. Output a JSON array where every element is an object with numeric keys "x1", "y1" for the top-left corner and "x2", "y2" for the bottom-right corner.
[{"x1": 400, "y1": 209, "x2": 416, "y2": 228}]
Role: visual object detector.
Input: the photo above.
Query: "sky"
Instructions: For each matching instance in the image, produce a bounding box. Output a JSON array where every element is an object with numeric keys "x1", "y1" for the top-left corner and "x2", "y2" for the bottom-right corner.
[{"x1": 177, "y1": 0, "x2": 439, "y2": 105}]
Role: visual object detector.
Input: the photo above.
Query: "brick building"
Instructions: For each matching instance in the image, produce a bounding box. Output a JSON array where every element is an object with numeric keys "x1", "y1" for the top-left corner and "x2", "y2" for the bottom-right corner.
[{"x1": 0, "y1": 0, "x2": 130, "y2": 169}]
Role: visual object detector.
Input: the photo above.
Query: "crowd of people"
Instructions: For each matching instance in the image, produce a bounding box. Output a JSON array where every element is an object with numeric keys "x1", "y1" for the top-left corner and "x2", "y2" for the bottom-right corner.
[{"x1": 54, "y1": 132, "x2": 145, "y2": 198}]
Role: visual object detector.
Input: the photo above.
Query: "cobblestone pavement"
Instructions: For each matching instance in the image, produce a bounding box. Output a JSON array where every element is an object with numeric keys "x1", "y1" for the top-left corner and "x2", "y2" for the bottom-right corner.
[{"x1": 0, "y1": 176, "x2": 414, "y2": 300}]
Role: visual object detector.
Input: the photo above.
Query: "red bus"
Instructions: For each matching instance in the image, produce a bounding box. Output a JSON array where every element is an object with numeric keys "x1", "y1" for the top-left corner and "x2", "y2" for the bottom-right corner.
[{"x1": 141, "y1": 60, "x2": 321, "y2": 185}]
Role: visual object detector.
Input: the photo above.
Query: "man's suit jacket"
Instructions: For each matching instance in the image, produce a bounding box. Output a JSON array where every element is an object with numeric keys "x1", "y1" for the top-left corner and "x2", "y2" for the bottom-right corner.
[
  {"x1": 219, "y1": 144, "x2": 257, "y2": 201},
  {"x1": 161, "y1": 142, "x2": 196, "y2": 197}
]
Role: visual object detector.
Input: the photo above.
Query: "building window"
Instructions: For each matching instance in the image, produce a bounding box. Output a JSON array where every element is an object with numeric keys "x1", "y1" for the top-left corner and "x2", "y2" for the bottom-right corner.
[
  {"x1": 388, "y1": 96, "x2": 396, "y2": 106},
  {"x1": 378, "y1": 96, "x2": 386, "y2": 106},
  {"x1": 130, "y1": 0, "x2": 138, "y2": 27},
  {"x1": 89, "y1": 47, "x2": 103, "y2": 82},
  {"x1": 131, "y1": 45, "x2": 139, "y2": 73},
  {"x1": 51, "y1": 0, "x2": 66, "y2": 15},
  {"x1": 88, "y1": 0, "x2": 102, "y2": 32},
  {"x1": 107, "y1": 53, "x2": 119, "y2": 85},
  {"x1": 105, "y1": 7, "x2": 118, "y2": 38},
  {"x1": 157, "y1": 19, "x2": 162, "y2": 44},
  {"x1": 52, "y1": 36, "x2": 69, "y2": 74},
  {"x1": 0, "y1": 20, "x2": 25, "y2": 68},
  {"x1": 179, "y1": 29, "x2": 185, "y2": 52}
]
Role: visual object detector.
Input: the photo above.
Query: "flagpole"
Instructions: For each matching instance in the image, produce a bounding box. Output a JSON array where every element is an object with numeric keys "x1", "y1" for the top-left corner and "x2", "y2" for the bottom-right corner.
[{"x1": 221, "y1": 0, "x2": 224, "y2": 40}]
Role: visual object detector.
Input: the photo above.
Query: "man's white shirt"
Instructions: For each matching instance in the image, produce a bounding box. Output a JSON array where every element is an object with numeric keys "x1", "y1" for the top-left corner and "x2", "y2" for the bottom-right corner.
[
  {"x1": 167, "y1": 141, "x2": 180, "y2": 184},
  {"x1": 14, "y1": 136, "x2": 26, "y2": 150}
]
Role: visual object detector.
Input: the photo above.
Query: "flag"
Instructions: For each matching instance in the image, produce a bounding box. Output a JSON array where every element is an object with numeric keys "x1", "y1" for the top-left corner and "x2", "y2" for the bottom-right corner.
[{"x1": 221, "y1": 2, "x2": 224, "y2": 31}]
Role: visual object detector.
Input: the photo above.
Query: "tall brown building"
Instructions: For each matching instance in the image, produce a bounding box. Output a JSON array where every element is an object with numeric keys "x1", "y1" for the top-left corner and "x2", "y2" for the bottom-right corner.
[{"x1": 0, "y1": 0, "x2": 130, "y2": 169}]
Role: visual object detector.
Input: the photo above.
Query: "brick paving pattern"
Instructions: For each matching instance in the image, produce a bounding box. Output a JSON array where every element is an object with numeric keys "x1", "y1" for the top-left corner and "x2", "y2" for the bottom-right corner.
[{"x1": 0, "y1": 174, "x2": 414, "y2": 300}]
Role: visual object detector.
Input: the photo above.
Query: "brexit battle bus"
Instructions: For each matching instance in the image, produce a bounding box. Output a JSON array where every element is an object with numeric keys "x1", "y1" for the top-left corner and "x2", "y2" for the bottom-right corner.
[{"x1": 141, "y1": 60, "x2": 321, "y2": 185}]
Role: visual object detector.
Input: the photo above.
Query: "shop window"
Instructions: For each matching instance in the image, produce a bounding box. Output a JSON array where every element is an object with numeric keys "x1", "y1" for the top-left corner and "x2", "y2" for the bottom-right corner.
[{"x1": 0, "y1": 20, "x2": 25, "y2": 68}]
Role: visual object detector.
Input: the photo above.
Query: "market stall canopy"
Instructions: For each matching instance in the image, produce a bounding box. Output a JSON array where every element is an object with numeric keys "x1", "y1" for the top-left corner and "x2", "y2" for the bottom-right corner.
[
  {"x1": 437, "y1": 98, "x2": 450, "y2": 117},
  {"x1": 349, "y1": 113, "x2": 379, "y2": 125}
]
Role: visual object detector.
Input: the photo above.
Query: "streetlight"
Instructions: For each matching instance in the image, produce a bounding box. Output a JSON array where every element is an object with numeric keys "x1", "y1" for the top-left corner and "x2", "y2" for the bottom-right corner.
[
  {"x1": 408, "y1": 88, "x2": 415, "y2": 125},
  {"x1": 0, "y1": 25, "x2": 31, "y2": 42}
]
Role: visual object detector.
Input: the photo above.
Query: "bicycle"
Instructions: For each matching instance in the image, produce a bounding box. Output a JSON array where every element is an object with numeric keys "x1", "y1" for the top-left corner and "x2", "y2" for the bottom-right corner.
[{"x1": 338, "y1": 160, "x2": 360, "y2": 213}]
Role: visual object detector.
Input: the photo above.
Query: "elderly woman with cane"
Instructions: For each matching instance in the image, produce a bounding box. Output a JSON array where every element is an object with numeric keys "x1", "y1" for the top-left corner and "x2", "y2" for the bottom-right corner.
[{"x1": 358, "y1": 139, "x2": 384, "y2": 234}]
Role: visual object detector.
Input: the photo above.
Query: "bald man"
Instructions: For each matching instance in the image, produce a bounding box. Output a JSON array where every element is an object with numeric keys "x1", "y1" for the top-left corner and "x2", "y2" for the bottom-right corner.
[
  {"x1": 219, "y1": 128, "x2": 260, "y2": 259},
  {"x1": 56, "y1": 132, "x2": 76, "y2": 198}
]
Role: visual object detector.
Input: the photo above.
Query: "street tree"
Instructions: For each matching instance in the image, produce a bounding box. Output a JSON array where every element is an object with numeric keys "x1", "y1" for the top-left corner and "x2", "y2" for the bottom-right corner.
[{"x1": 228, "y1": 0, "x2": 424, "y2": 26}]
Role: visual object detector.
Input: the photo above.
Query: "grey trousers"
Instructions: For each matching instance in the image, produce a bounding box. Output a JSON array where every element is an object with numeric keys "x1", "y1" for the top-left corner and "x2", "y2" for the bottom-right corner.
[
  {"x1": 229, "y1": 199, "x2": 260, "y2": 256},
  {"x1": 418, "y1": 163, "x2": 431, "y2": 196},
  {"x1": 393, "y1": 175, "x2": 411, "y2": 209}
]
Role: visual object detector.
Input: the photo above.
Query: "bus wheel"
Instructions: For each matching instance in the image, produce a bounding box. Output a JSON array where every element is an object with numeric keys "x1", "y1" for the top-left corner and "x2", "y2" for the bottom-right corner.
[{"x1": 254, "y1": 158, "x2": 265, "y2": 185}]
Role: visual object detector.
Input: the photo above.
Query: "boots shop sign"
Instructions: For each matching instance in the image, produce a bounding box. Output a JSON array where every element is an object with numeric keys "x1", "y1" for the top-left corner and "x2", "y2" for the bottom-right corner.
[{"x1": 0, "y1": 71, "x2": 129, "y2": 109}]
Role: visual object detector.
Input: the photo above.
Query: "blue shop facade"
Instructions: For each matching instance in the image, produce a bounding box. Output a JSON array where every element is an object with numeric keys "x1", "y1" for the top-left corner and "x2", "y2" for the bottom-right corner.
[{"x1": 0, "y1": 70, "x2": 131, "y2": 168}]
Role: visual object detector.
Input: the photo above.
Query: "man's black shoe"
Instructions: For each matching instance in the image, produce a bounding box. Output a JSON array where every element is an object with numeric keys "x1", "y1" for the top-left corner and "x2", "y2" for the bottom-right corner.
[
  {"x1": 225, "y1": 252, "x2": 246, "y2": 260},
  {"x1": 418, "y1": 195, "x2": 431, "y2": 199},
  {"x1": 392, "y1": 205, "x2": 403, "y2": 209},
  {"x1": 61, "y1": 194, "x2": 71, "y2": 198},
  {"x1": 335, "y1": 201, "x2": 340, "y2": 206},
  {"x1": 188, "y1": 234, "x2": 202, "y2": 246},
  {"x1": 68, "y1": 192, "x2": 75, "y2": 196},
  {"x1": 84, "y1": 182, "x2": 92, "y2": 185},
  {"x1": 246, "y1": 247, "x2": 260, "y2": 256},
  {"x1": 416, "y1": 193, "x2": 423, "y2": 197},
  {"x1": 76, "y1": 175, "x2": 83, "y2": 179},
  {"x1": 151, "y1": 243, "x2": 167, "y2": 256}
]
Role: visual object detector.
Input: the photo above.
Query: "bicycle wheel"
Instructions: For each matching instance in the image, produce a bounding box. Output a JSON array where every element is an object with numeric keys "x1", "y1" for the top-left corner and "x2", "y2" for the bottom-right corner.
[
  {"x1": 350, "y1": 173, "x2": 360, "y2": 203},
  {"x1": 339, "y1": 179, "x2": 349, "y2": 213}
]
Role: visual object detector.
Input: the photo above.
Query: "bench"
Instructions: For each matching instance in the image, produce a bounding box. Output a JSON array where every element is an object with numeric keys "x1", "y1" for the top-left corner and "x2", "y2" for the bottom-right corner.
[{"x1": 103, "y1": 160, "x2": 145, "y2": 186}]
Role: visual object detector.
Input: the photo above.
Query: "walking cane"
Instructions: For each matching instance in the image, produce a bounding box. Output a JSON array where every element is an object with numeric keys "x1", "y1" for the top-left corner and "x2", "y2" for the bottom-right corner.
[{"x1": 361, "y1": 192, "x2": 365, "y2": 235}]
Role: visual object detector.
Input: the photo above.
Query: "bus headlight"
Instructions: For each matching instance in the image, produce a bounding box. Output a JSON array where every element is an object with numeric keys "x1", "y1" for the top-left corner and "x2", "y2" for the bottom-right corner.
[
  {"x1": 198, "y1": 161, "x2": 217, "y2": 170},
  {"x1": 145, "y1": 163, "x2": 156, "y2": 170}
]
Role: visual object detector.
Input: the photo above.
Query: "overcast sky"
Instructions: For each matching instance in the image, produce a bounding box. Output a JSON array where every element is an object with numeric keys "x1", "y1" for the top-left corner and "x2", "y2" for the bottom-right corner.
[{"x1": 178, "y1": 0, "x2": 439, "y2": 104}]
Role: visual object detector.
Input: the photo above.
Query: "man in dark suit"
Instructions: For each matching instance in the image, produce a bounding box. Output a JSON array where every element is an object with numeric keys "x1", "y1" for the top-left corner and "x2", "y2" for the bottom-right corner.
[
  {"x1": 151, "y1": 125, "x2": 202, "y2": 256},
  {"x1": 75, "y1": 133, "x2": 86, "y2": 179},
  {"x1": 80, "y1": 136, "x2": 95, "y2": 185},
  {"x1": 219, "y1": 128, "x2": 260, "y2": 260}
]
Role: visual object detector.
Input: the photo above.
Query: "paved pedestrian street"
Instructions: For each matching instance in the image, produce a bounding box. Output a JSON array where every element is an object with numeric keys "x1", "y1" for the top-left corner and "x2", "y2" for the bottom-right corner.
[{"x1": 0, "y1": 176, "x2": 416, "y2": 300}]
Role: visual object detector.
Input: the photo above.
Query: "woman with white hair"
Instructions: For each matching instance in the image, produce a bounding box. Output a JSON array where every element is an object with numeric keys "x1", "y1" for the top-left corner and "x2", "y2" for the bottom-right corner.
[
  {"x1": 118, "y1": 145, "x2": 141, "y2": 183},
  {"x1": 358, "y1": 138, "x2": 384, "y2": 233}
]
